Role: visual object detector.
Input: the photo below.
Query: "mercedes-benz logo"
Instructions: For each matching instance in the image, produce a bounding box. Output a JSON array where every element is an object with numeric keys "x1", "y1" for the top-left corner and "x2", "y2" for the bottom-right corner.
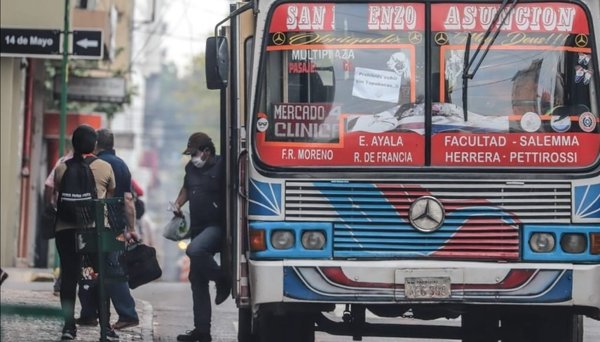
[
  {"x1": 434, "y1": 32, "x2": 449, "y2": 46},
  {"x1": 272, "y1": 32, "x2": 286, "y2": 45},
  {"x1": 409, "y1": 31, "x2": 422, "y2": 45},
  {"x1": 408, "y1": 196, "x2": 445, "y2": 232},
  {"x1": 575, "y1": 34, "x2": 588, "y2": 47}
]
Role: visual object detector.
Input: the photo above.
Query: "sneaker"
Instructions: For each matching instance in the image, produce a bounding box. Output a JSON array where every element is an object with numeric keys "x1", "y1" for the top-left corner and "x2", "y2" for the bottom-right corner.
[
  {"x1": 176, "y1": 329, "x2": 212, "y2": 342},
  {"x1": 61, "y1": 326, "x2": 77, "y2": 340},
  {"x1": 112, "y1": 319, "x2": 139, "y2": 330},
  {"x1": 215, "y1": 277, "x2": 231, "y2": 305},
  {"x1": 106, "y1": 328, "x2": 119, "y2": 341},
  {"x1": 75, "y1": 317, "x2": 98, "y2": 326},
  {"x1": 53, "y1": 277, "x2": 61, "y2": 296},
  {"x1": 0, "y1": 269, "x2": 8, "y2": 286}
]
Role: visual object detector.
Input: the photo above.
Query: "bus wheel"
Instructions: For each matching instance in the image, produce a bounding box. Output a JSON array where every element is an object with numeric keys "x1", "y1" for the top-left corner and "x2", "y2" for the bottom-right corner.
[
  {"x1": 238, "y1": 307, "x2": 256, "y2": 342},
  {"x1": 545, "y1": 314, "x2": 583, "y2": 342},
  {"x1": 503, "y1": 313, "x2": 583, "y2": 342},
  {"x1": 256, "y1": 309, "x2": 315, "y2": 342}
]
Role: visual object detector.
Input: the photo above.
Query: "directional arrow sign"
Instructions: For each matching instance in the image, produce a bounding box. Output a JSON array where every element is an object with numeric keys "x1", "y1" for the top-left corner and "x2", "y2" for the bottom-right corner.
[
  {"x1": 72, "y1": 29, "x2": 103, "y2": 59},
  {"x1": 76, "y1": 38, "x2": 99, "y2": 49}
]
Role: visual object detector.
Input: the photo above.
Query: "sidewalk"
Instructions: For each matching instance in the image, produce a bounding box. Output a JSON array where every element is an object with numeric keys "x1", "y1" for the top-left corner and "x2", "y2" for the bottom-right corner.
[{"x1": 0, "y1": 267, "x2": 153, "y2": 341}]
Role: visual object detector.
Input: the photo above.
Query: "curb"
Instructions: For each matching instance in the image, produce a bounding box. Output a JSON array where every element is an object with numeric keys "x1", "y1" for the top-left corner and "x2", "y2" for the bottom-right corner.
[
  {"x1": 139, "y1": 299, "x2": 154, "y2": 341},
  {"x1": 1, "y1": 268, "x2": 155, "y2": 341},
  {"x1": 1, "y1": 267, "x2": 54, "y2": 283}
]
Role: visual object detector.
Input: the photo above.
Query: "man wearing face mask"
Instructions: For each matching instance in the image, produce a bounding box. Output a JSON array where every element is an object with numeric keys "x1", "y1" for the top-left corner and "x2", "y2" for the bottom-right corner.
[{"x1": 172, "y1": 132, "x2": 230, "y2": 342}]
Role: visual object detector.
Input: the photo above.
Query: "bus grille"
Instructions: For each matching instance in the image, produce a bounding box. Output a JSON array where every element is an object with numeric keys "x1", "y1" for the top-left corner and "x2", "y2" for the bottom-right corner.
[{"x1": 285, "y1": 181, "x2": 572, "y2": 260}]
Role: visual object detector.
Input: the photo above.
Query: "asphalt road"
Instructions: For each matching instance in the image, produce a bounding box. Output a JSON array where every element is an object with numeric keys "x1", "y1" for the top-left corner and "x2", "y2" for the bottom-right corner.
[
  {"x1": 133, "y1": 281, "x2": 600, "y2": 342},
  {"x1": 4, "y1": 279, "x2": 599, "y2": 341}
]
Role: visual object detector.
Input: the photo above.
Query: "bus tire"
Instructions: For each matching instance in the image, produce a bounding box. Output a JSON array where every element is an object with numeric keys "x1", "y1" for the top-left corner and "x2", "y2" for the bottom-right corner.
[
  {"x1": 256, "y1": 309, "x2": 315, "y2": 342},
  {"x1": 502, "y1": 312, "x2": 583, "y2": 342},
  {"x1": 534, "y1": 313, "x2": 583, "y2": 342},
  {"x1": 255, "y1": 309, "x2": 284, "y2": 342},
  {"x1": 238, "y1": 307, "x2": 256, "y2": 342}
]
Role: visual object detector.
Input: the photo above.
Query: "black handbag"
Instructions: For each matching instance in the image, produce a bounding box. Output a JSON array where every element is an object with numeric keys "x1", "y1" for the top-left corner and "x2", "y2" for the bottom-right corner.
[{"x1": 119, "y1": 242, "x2": 162, "y2": 289}]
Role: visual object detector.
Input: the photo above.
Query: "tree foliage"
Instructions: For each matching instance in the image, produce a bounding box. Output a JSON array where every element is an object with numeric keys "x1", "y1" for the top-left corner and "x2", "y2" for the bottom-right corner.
[
  {"x1": 143, "y1": 52, "x2": 222, "y2": 170},
  {"x1": 150, "y1": 54, "x2": 222, "y2": 156},
  {"x1": 175, "y1": 54, "x2": 221, "y2": 143}
]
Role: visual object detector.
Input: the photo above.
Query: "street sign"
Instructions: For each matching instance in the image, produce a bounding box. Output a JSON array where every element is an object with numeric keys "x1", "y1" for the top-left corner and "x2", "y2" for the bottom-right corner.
[
  {"x1": 72, "y1": 29, "x2": 103, "y2": 59},
  {"x1": 53, "y1": 76, "x2": 127, "y2": 103},
  {"x1": 0, "y1": 28, "x2": 61, "y2": 58}
]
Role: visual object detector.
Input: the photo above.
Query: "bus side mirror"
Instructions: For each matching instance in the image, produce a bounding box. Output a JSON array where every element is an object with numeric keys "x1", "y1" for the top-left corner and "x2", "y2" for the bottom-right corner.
[{"x1": 205, "y1": 37, "x2": 229, "y2": 89}]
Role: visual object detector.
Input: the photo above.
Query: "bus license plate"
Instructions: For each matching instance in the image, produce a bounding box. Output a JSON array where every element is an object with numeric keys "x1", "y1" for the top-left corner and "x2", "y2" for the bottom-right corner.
[{"x1": 405, "y1": 277, "x2": 451, "y2": 299}]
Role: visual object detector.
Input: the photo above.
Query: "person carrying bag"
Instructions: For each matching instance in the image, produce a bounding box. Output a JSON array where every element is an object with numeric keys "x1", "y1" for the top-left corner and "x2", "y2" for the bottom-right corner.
[
  {"x1": 119, "y1": 239, "x2": 162, "y2": 289},
  {"x1": 169, "y1": 132, "x2": 230, "y2": 342},
  {"x1": 163, "y1": 204, "x2": 191, "y2": 241}
]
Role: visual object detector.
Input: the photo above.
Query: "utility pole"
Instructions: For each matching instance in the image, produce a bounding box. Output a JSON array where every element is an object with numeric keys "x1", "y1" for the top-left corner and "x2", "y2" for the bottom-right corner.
[
  {"x1": 55, "y1": 0, "x2": 70, "y2": 271},
  {"x1": 59, "y1": 0, "x2": 70, "y2": 156}
]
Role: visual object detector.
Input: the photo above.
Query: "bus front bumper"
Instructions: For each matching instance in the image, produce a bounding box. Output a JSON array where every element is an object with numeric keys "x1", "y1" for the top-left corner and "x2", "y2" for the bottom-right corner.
[{"x1": 248, "y1": 259, "x2": 600, "y2": 311}]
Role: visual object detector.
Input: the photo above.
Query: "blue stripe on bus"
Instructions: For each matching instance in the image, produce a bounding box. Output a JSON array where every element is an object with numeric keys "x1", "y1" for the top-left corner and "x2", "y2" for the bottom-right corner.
[
  {"x1": 574, "y1": 182, "x2": 600, "y2": 220},
  {"x1": 249, "y1": 179, "x2": 282, "y2": 216}
]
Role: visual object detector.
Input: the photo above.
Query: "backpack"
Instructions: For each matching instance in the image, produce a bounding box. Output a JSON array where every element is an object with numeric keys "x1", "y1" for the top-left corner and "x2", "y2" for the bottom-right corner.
[
  {"x1": 130, "y1": 183, "x2": 145, "y2": 219},
  {"x1": 57, "y1": 156, "x2": 98, "y2": 226}
]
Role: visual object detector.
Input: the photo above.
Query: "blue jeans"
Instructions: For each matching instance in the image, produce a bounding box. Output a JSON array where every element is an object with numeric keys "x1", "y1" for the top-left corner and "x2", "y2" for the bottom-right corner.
[
  {"x1": 186, "y1": 225, "x2": 223, "y2": 333},
  {"x1": 79, "y1": 251, "x2": 139, "y2": 322}
]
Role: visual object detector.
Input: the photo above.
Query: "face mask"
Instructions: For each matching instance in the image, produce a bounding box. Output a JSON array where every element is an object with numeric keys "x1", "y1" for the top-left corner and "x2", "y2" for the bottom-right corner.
[{"x1": 191, "y1": 155, "x2": 206, "y2": 168}]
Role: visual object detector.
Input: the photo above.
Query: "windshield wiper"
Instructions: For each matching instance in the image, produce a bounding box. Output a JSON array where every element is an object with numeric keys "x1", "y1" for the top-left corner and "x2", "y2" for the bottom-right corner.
[
  {"x1": 462, "y1": 33, "x2": 472, "y2": 122},
  {"x1": 462, "y1": 0, "x2": 518, "y2": 121}
]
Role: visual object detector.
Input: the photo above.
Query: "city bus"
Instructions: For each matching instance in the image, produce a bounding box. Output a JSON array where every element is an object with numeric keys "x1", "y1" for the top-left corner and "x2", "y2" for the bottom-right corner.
[{"x1": 206, "y1": 0, "x2": 600, "y2": 340}]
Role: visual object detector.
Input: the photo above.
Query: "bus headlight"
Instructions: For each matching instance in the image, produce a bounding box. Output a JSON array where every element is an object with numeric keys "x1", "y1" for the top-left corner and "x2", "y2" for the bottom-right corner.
[
  {"x1": 560, "y1": 234, "x2": 586, "y2": 254},
  {"x1": 530, "y1": 233, "x2": 555, "y2": 253},
  {"x1": 301, "y1": 231, "x2": 326, "y2": 250},
  {"x1": 271, "y1": 230, "x2": 294, "y2": 249}
]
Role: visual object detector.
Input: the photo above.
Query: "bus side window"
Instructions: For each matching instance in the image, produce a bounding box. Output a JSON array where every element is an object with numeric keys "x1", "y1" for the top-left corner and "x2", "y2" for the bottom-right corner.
[
  {"x1": 288, "y1": 66, "x2": 335, "y2": 104},
  {"x1": 311, "y1": 66, "x2": 335, "y2": 103}
]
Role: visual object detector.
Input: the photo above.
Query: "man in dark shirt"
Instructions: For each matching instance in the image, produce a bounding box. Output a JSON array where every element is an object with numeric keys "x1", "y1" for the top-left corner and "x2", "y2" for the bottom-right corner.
[
  {"x1": 77, "y1": 128, "x2": 140, "y2": 332},
  {"x1": 173, "y1": 132, "x2": 230, "y2": 342}
]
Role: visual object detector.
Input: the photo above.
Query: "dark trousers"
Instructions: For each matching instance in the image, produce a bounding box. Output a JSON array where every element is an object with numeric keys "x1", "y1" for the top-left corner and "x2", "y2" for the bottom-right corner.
[
  {"x1": 78, "y1": 251, "x2": 138, "y2": 322},
  {"x1": 55, "y1": 229, "x2": 83, "y2": 328},
  {"x1": 186, "y1": 225, "x2": 223, "y2": 333}
]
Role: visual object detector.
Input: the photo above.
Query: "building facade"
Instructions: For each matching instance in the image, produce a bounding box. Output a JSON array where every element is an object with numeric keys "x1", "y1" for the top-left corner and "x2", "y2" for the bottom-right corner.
[{"x1": 0, "y1": 0, "x2": 135, "y2": 268}]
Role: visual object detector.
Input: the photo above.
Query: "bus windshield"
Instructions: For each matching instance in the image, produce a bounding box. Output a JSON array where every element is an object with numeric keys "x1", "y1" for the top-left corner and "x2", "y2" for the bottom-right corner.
[{"x1": 255, "y1": 2, "x2": 600, "y2": 169}]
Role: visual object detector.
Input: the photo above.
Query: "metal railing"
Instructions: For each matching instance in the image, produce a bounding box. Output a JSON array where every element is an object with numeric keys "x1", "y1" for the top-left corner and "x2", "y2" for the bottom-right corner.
[{"x1": 76, "y1": 197, "x2": 125, "y2": 341}]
